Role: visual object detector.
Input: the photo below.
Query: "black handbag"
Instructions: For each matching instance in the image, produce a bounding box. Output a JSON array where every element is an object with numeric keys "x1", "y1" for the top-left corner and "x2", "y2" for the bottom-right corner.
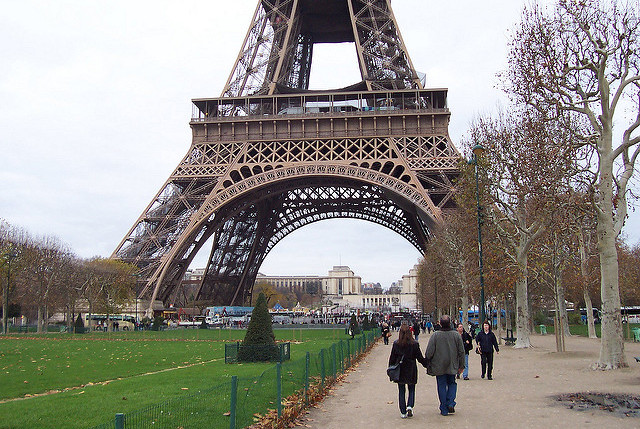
[{"x1": 387, "y1": 355, "x2": 404, "y2": 382}]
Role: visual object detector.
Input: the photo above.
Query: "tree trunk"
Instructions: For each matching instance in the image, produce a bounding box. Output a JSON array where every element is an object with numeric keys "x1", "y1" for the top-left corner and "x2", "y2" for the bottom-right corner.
[
  {"x1": 578, "y1": 229, "x2": 597, "y2": 338},
  {"x1": 496, "y1": 301, "x2": 503, "y2": 345},
  {"x1": 37, "y1": 306, "x2": 43, "y2": 334},
  {"x1": 88, "y1": 301, "x2": 93, "y2": 331},
  {"x1": 595, "y1": 150, "x2": 627, "y2": 369},
  {"x1": 2, "y1": 279, "x2": 8, "y2": 335},
  {"x1": 554, "y1": 278, "x2": 566, "y2": 352},
  {"x1": 44, "y1": 305, "x2": 49, "y2": 333},
  {"x1": 461, "y1": 294, "x2": 469, "y2": 328},
  {"x1": 583, "y1": 288, "x2": 597, "y2": 338},
  {"x1": 557, "y1": 279, "x2": 571, "y2": 337},
  {"x1": 505, "y1": 295, "x2": 512, "y2": 333},
  {"x1": 515, "y1": 244, "x2": 531, "y2": 348}
]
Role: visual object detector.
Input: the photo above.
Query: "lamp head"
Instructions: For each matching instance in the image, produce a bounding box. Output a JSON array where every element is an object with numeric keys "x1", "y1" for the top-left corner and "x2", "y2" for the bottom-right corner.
[{"x1": 472, "y1": 144, "x2": 485, "y2": 157}]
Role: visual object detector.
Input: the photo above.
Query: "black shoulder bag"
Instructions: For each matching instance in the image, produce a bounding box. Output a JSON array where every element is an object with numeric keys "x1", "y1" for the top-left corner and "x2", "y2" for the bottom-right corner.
[{"x1": 387, "y1": 354, "x2": 404, "y2": 382}]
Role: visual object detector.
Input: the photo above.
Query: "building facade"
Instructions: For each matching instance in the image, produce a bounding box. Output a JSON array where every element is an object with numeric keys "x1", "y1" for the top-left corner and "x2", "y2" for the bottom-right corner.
[{"x1": 254, "y1": 265, "x2": 418, "y2": 313}]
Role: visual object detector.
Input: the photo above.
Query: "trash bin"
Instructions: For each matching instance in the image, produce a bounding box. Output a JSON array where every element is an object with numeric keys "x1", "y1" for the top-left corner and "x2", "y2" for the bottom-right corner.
[{"x1": 539, "y1": 324, "x2": 547, "y2": 335}]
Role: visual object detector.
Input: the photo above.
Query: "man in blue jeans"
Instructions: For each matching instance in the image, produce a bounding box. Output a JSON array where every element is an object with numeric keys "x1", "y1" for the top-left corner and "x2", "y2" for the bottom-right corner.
[{"x1": 425, "y1": 315, "x2": 465, "y2": 415}]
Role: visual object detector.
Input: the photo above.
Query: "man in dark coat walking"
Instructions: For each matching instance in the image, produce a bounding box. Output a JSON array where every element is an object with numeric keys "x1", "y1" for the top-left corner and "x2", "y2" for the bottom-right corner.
[{"x1": 425, "y1": 315, "x2": 465, "y2": 416}]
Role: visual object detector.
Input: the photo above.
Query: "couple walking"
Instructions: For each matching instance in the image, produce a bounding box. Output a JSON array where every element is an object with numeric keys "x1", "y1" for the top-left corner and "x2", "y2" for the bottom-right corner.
[{"x1": 388, "y1": 315, "x2": 464, "y2": 417}]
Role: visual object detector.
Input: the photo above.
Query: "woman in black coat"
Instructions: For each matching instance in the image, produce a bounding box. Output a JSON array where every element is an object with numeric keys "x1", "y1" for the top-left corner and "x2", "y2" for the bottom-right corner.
[
  {"x1": 388, "y1": 324, "x2": 428, "y2": 418},
  {"x1": 475, "y1": 320, "x2": 499, "y2": 380}
]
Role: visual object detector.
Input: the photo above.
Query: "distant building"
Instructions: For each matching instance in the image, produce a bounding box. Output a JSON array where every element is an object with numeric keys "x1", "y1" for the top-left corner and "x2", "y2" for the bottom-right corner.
[
  {"x1": 362, "y1": 282, "x2": 383, "y2": 295},
  {"x1": 387, "y1": 282, "x2": 403, "y2": 295},
  {"x1": 254, "y1": 273, "x2": 323, "y2": 295},
  {"x1": 182, "y1": 264, "x2": 421, "y2": 313},
  {"x1": 321, "y1": 265, "x2": 418, "y2": 313},
  {"x1": 324, "y1": 266, "x2": 361, "y2": 295}
]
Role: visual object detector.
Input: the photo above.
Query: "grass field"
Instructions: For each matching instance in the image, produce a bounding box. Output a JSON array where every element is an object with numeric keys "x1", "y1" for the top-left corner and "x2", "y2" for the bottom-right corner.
[{"x1": 0, "y1": 328, "x2": 351, "y2": 429}]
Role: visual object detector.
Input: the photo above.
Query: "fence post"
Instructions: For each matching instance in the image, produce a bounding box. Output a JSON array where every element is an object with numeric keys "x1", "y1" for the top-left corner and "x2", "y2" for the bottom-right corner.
[
  {"x1": 276, "y1": 363, "x2": 282, "y2": 418},
  {"x1": 338, "y1": 340, "x2": 343, "y2": 373},
  {"x1": 230, "y1": 375, "x2": 238, "y2": 429},
  {"x1": 305, "y1": 351, "x2": 310, "y2": 405},
  {"x1": 346, "y1": 340, "x2": 351, "y2": 367},
  {"x1": 320, "y1": 349, "x2": 325, "y2": 387},
  {"x1": 115, "y1": 413, "x2": 124, "y2": 429},
  {"x1": 331, "y1": 344, "x2": 337, "y2": 378}
]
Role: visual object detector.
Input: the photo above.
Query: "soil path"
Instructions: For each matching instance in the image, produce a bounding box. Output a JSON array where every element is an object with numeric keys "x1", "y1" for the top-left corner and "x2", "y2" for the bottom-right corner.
[{"x1": 300, "y1": 332, "x2": 640, "y2": 428}]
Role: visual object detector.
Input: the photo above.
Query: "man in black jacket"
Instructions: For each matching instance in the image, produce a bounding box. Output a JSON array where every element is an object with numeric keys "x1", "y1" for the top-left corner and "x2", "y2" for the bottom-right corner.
[{"x1": 476, "y1": 321, "x2": 500, "y2": 380}]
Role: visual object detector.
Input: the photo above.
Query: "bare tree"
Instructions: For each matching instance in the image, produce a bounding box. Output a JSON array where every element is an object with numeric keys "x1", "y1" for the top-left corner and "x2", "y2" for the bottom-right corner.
[
  {"x1": 504, "y1": 0, "x2": 640, "y2": 368},
  {"x1": 22, "y1": 235, "x2": 72, "y2": 333},
  {"x1": 1, "y1": 221, "x2": 29, "y2": 334},
  {"x1": 530, "y1": 216, "x2": 575, "y2": 352},
  {"x1": 83, "y1": 258, "x2": 136, "y2": 332},
  {"x1": 464, "y1": 108, "x2": 576, "y2": 348}
]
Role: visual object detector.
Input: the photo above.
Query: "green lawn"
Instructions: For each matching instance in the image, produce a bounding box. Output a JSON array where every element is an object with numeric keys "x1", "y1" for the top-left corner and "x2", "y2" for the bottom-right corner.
[{"x1": 0, "y1": 328, "x2": 351, "y2": 429}]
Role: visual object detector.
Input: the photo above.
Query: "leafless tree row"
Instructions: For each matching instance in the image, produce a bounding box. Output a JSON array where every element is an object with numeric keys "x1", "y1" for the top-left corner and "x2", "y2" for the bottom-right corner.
[
  {"x1": 0, "y1": 220, "x2": 136, "y2": 334},
  {"x1": 417, "y1": 0, "x2": 640, "y2": 370}
]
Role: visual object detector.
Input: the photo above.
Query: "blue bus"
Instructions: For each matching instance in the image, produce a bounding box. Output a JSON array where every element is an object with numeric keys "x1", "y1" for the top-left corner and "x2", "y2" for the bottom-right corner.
[{"x1": 458, "y1": 309, "x2": 505, "y2": 325}]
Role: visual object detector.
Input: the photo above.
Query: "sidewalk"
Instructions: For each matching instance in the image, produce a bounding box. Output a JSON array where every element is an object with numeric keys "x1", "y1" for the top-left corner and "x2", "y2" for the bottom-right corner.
[{"x1": 300, "y1": 332, "x2": 640, "y2": 428}]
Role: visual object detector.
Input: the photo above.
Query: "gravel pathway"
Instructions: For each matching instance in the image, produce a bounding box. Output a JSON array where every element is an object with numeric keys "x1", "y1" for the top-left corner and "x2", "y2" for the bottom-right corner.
[{"x1": 299, "y1": 332, "x2": 640, "y2": 428}]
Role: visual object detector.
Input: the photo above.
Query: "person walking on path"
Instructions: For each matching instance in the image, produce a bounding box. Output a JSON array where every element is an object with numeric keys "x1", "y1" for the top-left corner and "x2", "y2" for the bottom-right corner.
[
  {"x1": 456, "y1": 322, "x2": 473, "y2": 380},
  {"x1": 388, "y1": 324, "x2": 428, "y2": 418},
  {"x1": 381, "y1": 322, "x2": 391, "y2": 345},
  {"x1": 476, "y1": 320, "x2": 499, "y2": 379},
  {"x1": 412, "y1": 320, "x2": 421, "y2": 341},
  {"x1": 425, "y1": 315, "x2": 465, "y2": 416}
]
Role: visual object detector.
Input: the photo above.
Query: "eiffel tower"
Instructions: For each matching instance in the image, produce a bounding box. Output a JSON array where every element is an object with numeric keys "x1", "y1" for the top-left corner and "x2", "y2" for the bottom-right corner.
[{"x1": 113, "y1": 0, "x2": 460, "y2": 309}]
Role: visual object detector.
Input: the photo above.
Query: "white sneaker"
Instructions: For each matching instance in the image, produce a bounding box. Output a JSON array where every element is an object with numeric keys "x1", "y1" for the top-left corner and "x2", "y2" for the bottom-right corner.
[
  {"x1": 400, "y1": 413, "x2": 407, "y2": 419},
  {"x1": 406, "y1": 407, "x2": 413, "y2": 417}
]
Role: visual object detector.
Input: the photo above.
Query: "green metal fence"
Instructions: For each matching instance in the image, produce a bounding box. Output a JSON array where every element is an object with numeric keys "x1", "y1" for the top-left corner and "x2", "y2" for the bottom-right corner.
[{"x1": 91, "y1": 329, "x2": 379, "y2": 429}]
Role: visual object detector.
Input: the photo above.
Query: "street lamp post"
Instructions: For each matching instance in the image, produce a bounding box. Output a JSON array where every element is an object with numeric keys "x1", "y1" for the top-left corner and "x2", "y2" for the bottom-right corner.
[
  {"x1": 2, "y1": 246, "x2": 19, "y2": 335},
  {"x1": 469, "y1": 144, "x2": 486, "y2": 325}
]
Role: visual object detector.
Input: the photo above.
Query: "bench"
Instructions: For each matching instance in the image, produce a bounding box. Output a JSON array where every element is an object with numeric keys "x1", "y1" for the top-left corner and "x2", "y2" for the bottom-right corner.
[{"x1": 503, "y1": 329, "x2": 516, "y2": 345}]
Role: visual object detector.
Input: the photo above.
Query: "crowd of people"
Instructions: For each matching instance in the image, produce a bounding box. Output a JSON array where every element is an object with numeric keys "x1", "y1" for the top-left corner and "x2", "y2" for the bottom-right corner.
[{"x1": 385, "y1": 316, "x2": 499, "y2": 418}]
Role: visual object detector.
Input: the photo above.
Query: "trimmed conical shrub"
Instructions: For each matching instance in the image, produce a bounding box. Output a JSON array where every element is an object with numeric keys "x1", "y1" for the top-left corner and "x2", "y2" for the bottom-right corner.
[
  {"x1": 362, "y1": 314, "x2": 371, "y2": 331},
  {"x1": 199, "y1": 318, "x2": 208, "y2": 329},
  {"x1": 238, "y1": 293, "x2": 278, "y2": 361},
  {"x1": 74, "y1": 314, "x2": 85, "y2": 334}
]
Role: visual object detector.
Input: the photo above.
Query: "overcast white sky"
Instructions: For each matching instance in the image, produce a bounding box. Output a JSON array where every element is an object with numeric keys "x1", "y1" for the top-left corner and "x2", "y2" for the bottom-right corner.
[{"x1": 1, "y1": 1, "x2": 638, "y2": 289}]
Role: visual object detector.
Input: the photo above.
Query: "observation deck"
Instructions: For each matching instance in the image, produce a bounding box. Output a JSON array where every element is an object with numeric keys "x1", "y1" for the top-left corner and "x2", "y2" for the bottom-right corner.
[{"x1": 190, "y1": 88, "x2": 451, "y2": 144}]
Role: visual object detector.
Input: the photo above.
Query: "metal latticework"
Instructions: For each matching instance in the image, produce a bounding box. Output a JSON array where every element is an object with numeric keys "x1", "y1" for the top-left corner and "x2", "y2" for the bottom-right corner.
[
  {"x1": 222, "y1": 0, "x2": 421, "y2": 97},
  {"x1": 113, "y1": 0, "x2": 461, "y2": 309}
]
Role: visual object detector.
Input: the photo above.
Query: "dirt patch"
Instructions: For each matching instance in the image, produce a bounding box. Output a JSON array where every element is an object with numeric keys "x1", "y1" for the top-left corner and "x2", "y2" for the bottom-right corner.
[{"x1": 556, "y1": 392, "x2": 640, "y2": 418}]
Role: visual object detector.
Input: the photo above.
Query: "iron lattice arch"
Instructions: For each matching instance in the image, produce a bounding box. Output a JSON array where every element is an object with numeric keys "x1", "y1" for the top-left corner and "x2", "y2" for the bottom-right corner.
[
  {"x1": 113, "y1": 0, "x2": 461, "y2": 309},
  {"x1": 191, "y1": 179, "x2": 434, "y2": 306}
]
